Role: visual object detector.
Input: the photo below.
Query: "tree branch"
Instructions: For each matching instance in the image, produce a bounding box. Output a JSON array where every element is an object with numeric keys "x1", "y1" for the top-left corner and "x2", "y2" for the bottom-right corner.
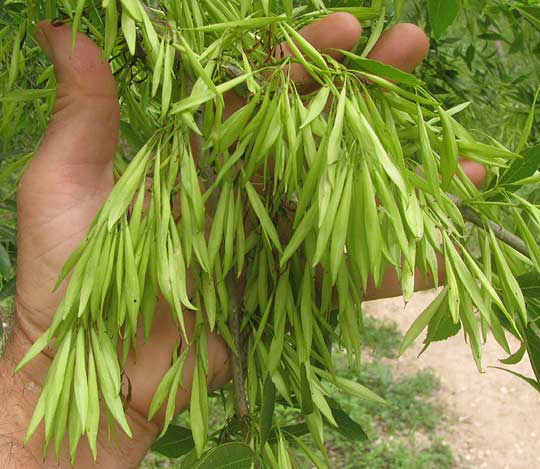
[
  {"x1": 448, "y1": 194, "x2": 529, "y2": 257},
  {"x1": 226, "y1": 274, "x2": 250, "y2": 435},
  {"x1": 194, "y1": 102, "x2": 250, "y2": 435}
]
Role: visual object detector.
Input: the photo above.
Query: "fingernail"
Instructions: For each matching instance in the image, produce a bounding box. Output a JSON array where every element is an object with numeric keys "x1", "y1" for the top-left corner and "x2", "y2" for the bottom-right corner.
[
  {"x1": 35, "y1": 27, "x2": 54, "y2": 60},
  {"x1": 51, "y1": 17, "x2": 67, "y2": 27}
]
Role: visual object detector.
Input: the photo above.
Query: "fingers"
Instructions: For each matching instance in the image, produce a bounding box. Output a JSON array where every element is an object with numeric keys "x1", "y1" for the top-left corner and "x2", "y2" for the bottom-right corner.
[
  {"x1": 459, "y1": 158, "x2": 487, "y2": 189},
  {"x1": 226, "y1": 14, "x2": 362, "y2": 116},
  {"x1": 367, "y1": 23, "x2": 430, "y2": 73},
  {"x1": 276, "y1": 12, "x2": 363, "y2": 88},
  {"x1": 32, "y1": 21, "x2": 119, "y2": 176},
  {"x1": 278, "y1": 18, "x2": 429, "y2": 91},
  {"x1": 15, "y1": 23, "x2": 121, "y2": 323}
]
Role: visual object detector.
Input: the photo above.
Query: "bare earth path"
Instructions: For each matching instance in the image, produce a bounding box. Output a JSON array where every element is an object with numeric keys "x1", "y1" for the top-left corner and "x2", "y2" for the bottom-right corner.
[{"x1": 364, "y1": 291, "x2": 540, "y2": 469}]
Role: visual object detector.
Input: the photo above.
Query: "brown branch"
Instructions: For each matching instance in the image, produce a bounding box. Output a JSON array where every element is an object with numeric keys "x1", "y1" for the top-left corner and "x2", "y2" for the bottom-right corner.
[
  {"x1": 448, "y1": 194, "x2": 529, "y2": 257},
  {"x1": 226, "y1": 275, "x2": 250, "y2": 435},
  {"x1": 194, "y1": 98, "x2": 250, "y2": 435}
]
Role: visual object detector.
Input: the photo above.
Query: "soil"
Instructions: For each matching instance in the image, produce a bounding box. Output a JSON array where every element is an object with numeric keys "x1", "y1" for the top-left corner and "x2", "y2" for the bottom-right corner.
[{"x1": 364, "y1": 291, "x2": 540, "y2": 469}]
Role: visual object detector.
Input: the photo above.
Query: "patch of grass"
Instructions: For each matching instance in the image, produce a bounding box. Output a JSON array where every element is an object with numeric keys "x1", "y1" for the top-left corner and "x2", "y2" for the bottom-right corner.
[
  {"x1": 362, "y1": 315, "x2": 403, "y2": 359},
  {"x1": 346, "y1": 363, "x2": 443, "y2": 435},
  {"x1": 331, "y1": 438, "x2": 455, "y2": 469}
]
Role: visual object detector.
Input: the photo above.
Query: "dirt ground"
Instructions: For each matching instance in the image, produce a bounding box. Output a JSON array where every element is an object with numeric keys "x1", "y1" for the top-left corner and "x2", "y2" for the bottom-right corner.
[{"x1": 364, "y1": 291, "x2": 540, "y2": 469}]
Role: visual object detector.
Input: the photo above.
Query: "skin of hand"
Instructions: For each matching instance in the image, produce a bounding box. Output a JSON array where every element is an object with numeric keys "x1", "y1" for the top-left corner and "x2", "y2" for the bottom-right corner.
[{"x1": 0, "y1": 13, "x2": 486, "y2": 469}]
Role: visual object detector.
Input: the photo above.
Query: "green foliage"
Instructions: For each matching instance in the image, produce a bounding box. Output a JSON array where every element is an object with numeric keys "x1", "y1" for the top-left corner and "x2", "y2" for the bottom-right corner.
[
  {"x1": 427, "y1": 0, "x2": 460, "y2": 39},
  {"x1": 145, "y1": 317, "x2": 455, "y2": 468},
  {"x1": 0, "y1": 176, "x2": 17, "y2": 308},
  {"x1": 408, "y1": 0, "x2": 540, "y2": 147},
  {"x1": 0, "y1": 2, "x2": 50, "y2": 306},
  {"x1": 2, "y1": 0, "x2": 540, "y2": 466}
]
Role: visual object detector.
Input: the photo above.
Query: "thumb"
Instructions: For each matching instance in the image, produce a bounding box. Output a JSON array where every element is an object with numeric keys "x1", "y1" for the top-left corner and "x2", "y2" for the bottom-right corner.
[{"x1": 32, "y1": 20, "x2": 120, "y2": 173}]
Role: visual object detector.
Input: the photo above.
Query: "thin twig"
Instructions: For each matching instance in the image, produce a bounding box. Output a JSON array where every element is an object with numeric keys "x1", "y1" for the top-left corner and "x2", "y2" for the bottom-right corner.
[
  {"x1": 194, "y1": 98, "x2": 250, "y2": 435},
  {"x1": 226, "y1": 274, "x2": 250, "y2": 435},
  {"x1": 448, "y1": 194, "x2": 529, "y2": 257}
]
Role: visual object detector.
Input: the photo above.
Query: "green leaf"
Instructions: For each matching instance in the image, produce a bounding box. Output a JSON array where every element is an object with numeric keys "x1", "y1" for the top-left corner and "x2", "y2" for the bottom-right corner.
[
  {"x1": 443, "y1": 234, "x2": 492, "y2": 327},
  {"x1": 362, "y1": 6, "x2": 385, "y2": 57},
  {"x1": 300, "y1": 87, "x2": 330, "y2": 130},
  {"x1": 68, "y1": 393, "x2": 83, "y2": 463},
  {"x1": 400, "y1": 289, "x2": 448, "y2": 356},
  {"x1": 260, "y1": 375, "x2": 276, "y2": 447},
  {"x1": 121, "y1": 8, "x2": 137, "y2": 55},
  {"x1": 417, "y1": 104, "x2": 442, "y2": 203},
  {"x1": 179, "y1": 35, "x2": 219, "y2": 97},
  {"x1": 517, "y1": 86, "x2": 539, "y2": 153},
  {"x1": 499, "y1": 144, "x2": 540, "y2": 187},
  {"x1": 72, "y1": 0, "x2": 87, "y2": 50},
  {"x1": 24, "y1": 389, "x2": 45, "y2": 444},
  {"x1": 161, "y1": 41, "x2": 174, "y2": 119},
  {"x1": 394, "y1": 0, "x2": 405, "y2": 19},
  {"x1": 330, "y1": 169, "x2": 353, "y2": 283},
  {"x1": 341, "y1": 51, "x2": 422, "y2": 87},
  {"x1": 120, "y1": 0, "x2": 142, "y2": 22},
  {"x1": 104, "y1": 0, "x2": 118, "y2": 58},
  {"x1": 86, "y1": 347, "x2": 100, "y2": 460},
  {"x1": 422, "y1": 295, "x2": 461, "y2": 351},
  {"x1": 15, "y1": 328, "x2": 52, "y2": 373},
  {"x1": 517, "y1": 6, "x2": 540, "y2": 31},
  {"x1": 0, "y1": 88, "x2": 54, "y2": 102},
  {"x1": 327, "y1": 7, "x2": 380, "y2": 21},
  {"x1": 518, "y1": 271, "x2": 540, "y2": 299},
  {"x1": 439, "y1": 107, "x2": 459, "y2": 190},
  {"x1": 283, "y1": 0, "x2": 293, "y2": 16},
  {"x1": 428, "y1": 0, "x2": 460, "y2": 39},
  {"x1": 90, "y1": 329, "x2": 132, "y2": 438},
  {"x1": 74, "y1": 328, "x2": 88, "y2": 430},
  {"x1": 300, "y1": 364, "x2": 314, "y2": 415},
  {"x1": 314, "y1": 368, "x2": 386, "y2": 405},
  {"x1": 274, "y1": 423, "x2": 310, "y2": 442},
  {"x1": 525, "y1": 324, "x2": 540, "y2": 384},
  {"x1": 190, "y1": 355, "x2": 208, "y2": 456},
  {"x1": 152, "y1": 38, "x2": 165, "y2": 97},
  {"x1": 180, "y1": 449, "x2": 200, "y2": 469},
  {"x1": 245, "y1": 181, "x2": 282, "y2": 253},
  {"x1": 327, "y1": 86, "x2": 346, "y2": 166},
  {"x1": 191, "y1": 16, "x2": 281, "y2": 32},
  {"x1": 104, "y1": 141, "x2": 151, "y2": 230},
  {"x1": 148, "y1": 348, "x2": 184, "y2": 420},
  {"x1": 349, "y1": 102, "x2": 408, "y2": 196},
  {"x1": 53, "y1": 344, "x2": 76, "y2": 456},
  {"x1": 0, "y1": 278, "x2": 13, "y2": 303},
  {"x1": 0, "y1": 151, "x2": 33, "y2": 180},
  {"x1": 44, "y1": 330, "x2": 73, "y2": 444},
  {"x1": 489, "y1": 230, "x2": 527, "y2": 325},
  {"x1": 326, "y1": 397, "x2": 369, "y2": 442},
  {"x1": 289, "y1": 434, "x2": 326, "y2": 469},
  {"x1": 193, "y1": 442, "x2": 258, "y2": 469},
  {"x1": 460, "y1": 292, "x2": 482, "y2": 371},
  {"x1": 152, "y1": 425, "x2": 195, "y2": 458},
  {"x1": 500, "y1": 344, "x2": 526, "y2": 365},
  {"x1": 0, "y1": 244, "x2": 11, "y2": 277},
  {"x1": 283, "y1": 23, "x2": 328, "y2": 70},
  {"x1": 490, "y1": 367, "x2": 540, "y2": 393}
]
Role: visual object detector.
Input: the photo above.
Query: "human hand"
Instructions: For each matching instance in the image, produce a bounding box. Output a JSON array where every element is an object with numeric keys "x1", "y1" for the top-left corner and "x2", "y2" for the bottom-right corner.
[{"x1": 1, "y1": 13, "x2": 484, "y2": 468}]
